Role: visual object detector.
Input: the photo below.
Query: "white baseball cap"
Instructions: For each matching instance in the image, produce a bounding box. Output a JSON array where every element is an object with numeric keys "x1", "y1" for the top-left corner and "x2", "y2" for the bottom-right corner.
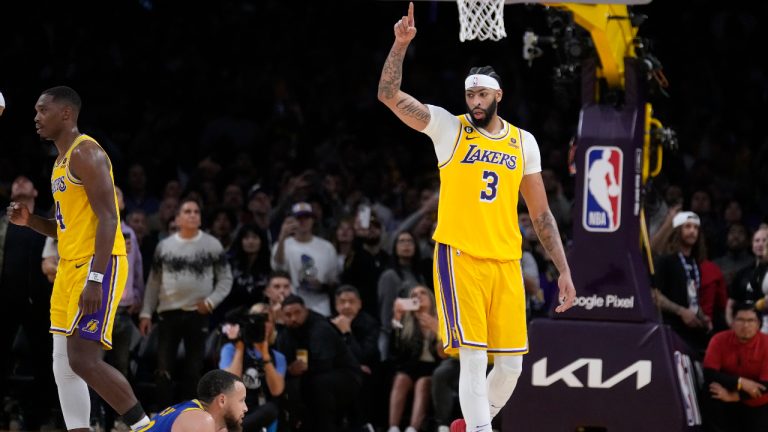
[{"x1": 673, "y1": 211, "x2": 700, "y2": 229}]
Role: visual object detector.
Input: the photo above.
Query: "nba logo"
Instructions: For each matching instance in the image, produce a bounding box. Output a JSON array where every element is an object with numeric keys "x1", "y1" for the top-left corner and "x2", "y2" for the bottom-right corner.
[{"x1": 583, "y1": 146, "x2": 623, "y2": 232}]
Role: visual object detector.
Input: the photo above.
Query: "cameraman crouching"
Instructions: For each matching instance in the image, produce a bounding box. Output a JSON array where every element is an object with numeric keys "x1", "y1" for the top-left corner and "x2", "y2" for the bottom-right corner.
[{"x1": 220, "y1": 303, "x2": 287, "y2": 432}]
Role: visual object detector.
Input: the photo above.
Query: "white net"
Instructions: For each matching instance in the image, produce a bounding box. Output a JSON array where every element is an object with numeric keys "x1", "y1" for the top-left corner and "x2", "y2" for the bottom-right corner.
[{"x1": 457, "y1": 0, "x2": 507, "y2": 42}]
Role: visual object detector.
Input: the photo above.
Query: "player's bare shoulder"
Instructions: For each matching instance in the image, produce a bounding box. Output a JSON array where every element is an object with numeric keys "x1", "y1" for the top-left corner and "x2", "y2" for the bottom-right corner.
[{"x1": 69, "y1": 139, "x2": 110, "y2": 178}]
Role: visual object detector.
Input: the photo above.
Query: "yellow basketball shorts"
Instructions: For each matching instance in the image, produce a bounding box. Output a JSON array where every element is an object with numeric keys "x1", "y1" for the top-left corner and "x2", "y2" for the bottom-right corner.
[
  {"x1": 433, "y1": 243, "x2": 528, "y2": 356},
  {"x1": 50, "y1": 255, "x2": 127, "y2": 349}
]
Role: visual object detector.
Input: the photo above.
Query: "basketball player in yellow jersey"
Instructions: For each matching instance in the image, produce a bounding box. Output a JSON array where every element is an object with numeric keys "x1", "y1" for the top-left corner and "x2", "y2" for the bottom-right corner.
[
  {"x1": 378, "y1": 4, "x2": 576, "y2": 432},
  {"x1": 7, "y1": 86, "x2": 150, "y2": 432}
]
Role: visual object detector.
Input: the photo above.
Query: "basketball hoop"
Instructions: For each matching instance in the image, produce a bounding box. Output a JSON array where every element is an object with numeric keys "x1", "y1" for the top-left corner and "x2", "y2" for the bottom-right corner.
[{"x1": 457, "y1": 0, "x2": 507, "y2": 42}]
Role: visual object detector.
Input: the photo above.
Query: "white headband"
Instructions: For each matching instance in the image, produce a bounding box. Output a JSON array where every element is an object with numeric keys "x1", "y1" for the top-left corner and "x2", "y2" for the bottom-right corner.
[{"x1": 465, "y1": 74, "x2": 500, "y2": 90}]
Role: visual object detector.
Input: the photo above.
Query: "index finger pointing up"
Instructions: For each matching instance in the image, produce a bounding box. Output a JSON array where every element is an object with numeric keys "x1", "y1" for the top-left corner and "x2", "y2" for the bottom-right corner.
[{"x1": 408, "y1": 2, "x2": 414, "y2": 26}]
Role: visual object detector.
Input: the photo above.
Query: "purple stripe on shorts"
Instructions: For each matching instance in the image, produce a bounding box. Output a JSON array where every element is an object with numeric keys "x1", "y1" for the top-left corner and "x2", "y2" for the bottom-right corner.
[
  {"x1": 437, "y1": 243, "x2": 458, "y2": 348},
  {"x1": 78, "y1": 257, "x2": 114, "y2": 344}
]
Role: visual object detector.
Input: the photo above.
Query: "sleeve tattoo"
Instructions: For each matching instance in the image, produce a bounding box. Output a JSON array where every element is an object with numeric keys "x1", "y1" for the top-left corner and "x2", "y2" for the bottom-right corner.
[{"x1": 532, "y1": 210, "x2": 569, "y2": 275}]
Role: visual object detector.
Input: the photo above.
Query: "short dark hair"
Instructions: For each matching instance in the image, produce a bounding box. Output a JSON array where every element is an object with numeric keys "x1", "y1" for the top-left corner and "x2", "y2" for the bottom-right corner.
[
  {"x1": 335, "y1": 284, "x2": 361, "y2": 299},
  {"x1": 41, "y1": 86, "x2": 82, "y2": 112},
  {"x1": 176, "y1": 197, "x2": 202, "y2": 216},
  {"x1": 282, "y1": 294, "x2": 305, "y2": 308},
  {"x1": 197, "y1": 369, "x2": 242, "y2": 404},
  {"x1": 733, "y1": 302, "x2": 762, "y2": 322},
  {"x1": 467, "y1": 66, "x2": 502, "y2": 89},
  {"x1": 268, "y1": 270, "x2": 292, "y2": 284}
]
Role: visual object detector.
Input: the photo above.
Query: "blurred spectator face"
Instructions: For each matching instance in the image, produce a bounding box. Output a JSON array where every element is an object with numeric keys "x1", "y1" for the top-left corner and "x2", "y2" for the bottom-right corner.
[
  {"x1": 753, "y1": 229, "x2": 768, "y2": 259},
  {"x1": 409, "y1": 285, "x2": 433, "y2": 312},
  {"x1": 724, "y1": 201, "x2": 742, "y2": 225},
  {"x1": 420, "y1": 188, "x2": 435, "y2": 207},
  {"x1": 126, "y1": 211, "x2": 148, "y2": 238},
  {"x1": 241, "y1": 231, "x2": 262, "y2": 255},
  {"x1": 201, "y1": 181, "x2": 219, "y2": 207},
  {"x1": 733, "y1": 309, "x2": 760, "y2": 342},
  {"x1": 223, "y1": 184, "x2": 244, "y2": 211},
  {"x1": 159, "y1": 197, "x2": 179, "y2": 223},
  {"x1": 680, "y1": 222, "x2": 700, "y2": 248},
  {"x1": 414, "y1": 213, "x2": 434, "y2": 237},
  {"x1": 212, "y1": 211, "x2": 233, "y2": 240},
  {"x1": 176, "y1": 201, "x2": 202, "y2": 232},
  {"x1": 265, "y1": 276, "x2": 292, "y2": 303},
  {"x1": 395, "y1": 232, "x2": 416, "y2": 259},
  {"x1": 690, "y1": 190, "x2": 711, "y2": 213},
  {"x1": 726, "y1": 224, "x2": 748, "y2": 252},
  {"x1": 128, "y1": 164, "x2": 147, "y2": 193},
  {"x1": 335, "y1": 291, "x2": 362, "y2": 320},
  {"x1": 296, "y1": 215, "x2": 314, "y2": 236},
  {"x1": 248, "y1": 191, "x2": 271, "y2": 216},
  {"x1": 115, "y1": 186, "x2": 125, "y2": 211},
  {"x1": 282, "y1": 303, "x2": 309, "y2": 328},
  {"x1": 11, "y1": 176, "x2": 36, "y2": 200},
  {"x1": 163, "y1": 180, "x2": 182, "y2": 199},
  {"x1": 323, "y1": 173, "x2": 342, "y2": 197},
  {"x1": 335, "y1": 220, "x2": 354, "y2": 245}
]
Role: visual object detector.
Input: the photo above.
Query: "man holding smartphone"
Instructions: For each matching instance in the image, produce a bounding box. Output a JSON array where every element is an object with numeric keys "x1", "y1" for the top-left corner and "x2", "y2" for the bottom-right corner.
[{"x1": 272, "y1": 202, "x2": 338, "y2": 317}]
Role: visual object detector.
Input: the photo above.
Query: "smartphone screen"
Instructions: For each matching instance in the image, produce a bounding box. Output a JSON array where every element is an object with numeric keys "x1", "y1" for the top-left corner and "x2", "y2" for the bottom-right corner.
[{"x1": 358, "y1": 205, "x2": 371, "y2": 229}]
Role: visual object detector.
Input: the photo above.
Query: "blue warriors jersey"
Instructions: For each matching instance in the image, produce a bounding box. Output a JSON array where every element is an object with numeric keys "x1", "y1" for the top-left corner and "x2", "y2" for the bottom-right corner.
[
  {"x1": 137, "y1": 400, "x2": 206, "y2": 432},
  {"x1": 432, "y1": 115, "x2": 525, "y2": 260}
]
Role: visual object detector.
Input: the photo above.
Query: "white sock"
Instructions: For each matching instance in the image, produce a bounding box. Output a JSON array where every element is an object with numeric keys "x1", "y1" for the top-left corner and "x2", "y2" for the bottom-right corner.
[
  {"x1": 387, "y1": 427, "x2": 401, "y2": 432},
  {"x1": 458, "y1": 348, "x2": 492, "y2": 432},
  {"x1": 52, "y1": 334, "x2": 91, "y2": 430},
  {"x1": 486, "y1": 355, "x2": 523, "y2": 419},
  {"x1": 130, "y1": 416, "x2": 151, "y2": 431},
  {"x1": 404, "y1": 427, "x2": 418, "y2": 432},
  {"x1": 438, "y1": 426, "x2": 450, "y2": 432}
]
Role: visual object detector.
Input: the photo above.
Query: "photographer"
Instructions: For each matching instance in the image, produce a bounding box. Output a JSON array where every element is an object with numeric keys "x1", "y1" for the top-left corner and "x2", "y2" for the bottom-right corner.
[{"x1": 220, "y1": 303, "x2": 287, "y2": 432}]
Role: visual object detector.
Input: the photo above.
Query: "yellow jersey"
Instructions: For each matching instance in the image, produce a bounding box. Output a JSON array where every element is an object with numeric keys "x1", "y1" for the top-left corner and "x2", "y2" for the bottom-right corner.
[
  {"x1": 50, "y1": 134, "x2": 126, "y2": 260},
  {"x1": 432, "y1": 115, "x2": 525, "y2": 261}
]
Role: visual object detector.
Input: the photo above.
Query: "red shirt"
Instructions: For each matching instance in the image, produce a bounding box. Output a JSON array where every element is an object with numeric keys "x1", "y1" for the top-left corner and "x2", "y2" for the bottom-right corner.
[
  {"x1": 699, "y1": 260, "x2": 727, "y2": 320},
  {"x1": 704, "y1": 329, "x2": 768, "y2": 407}
]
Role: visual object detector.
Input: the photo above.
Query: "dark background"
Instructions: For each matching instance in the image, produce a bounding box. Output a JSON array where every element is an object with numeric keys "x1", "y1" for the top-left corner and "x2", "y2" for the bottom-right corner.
[{"x1": 1, "y1": 0, "x2": 766, "y2": 224}]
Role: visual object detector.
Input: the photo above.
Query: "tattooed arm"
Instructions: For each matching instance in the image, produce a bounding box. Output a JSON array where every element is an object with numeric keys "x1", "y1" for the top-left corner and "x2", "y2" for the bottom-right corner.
[
  {"x1": 377, "y1": 2, "x2": 431, "y2": 131},
  {"x1": 520, "y1": 172, "x2": 576, "y2": 312}
]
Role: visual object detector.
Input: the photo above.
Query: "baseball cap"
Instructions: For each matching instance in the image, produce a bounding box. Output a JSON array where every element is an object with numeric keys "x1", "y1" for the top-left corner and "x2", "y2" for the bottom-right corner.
[
  {"x1": 672, "y1": 211, "x2": 700, "y2": 229},
  {"x1": 291, "y1": 202, "x2": 314, "y2": 218}
]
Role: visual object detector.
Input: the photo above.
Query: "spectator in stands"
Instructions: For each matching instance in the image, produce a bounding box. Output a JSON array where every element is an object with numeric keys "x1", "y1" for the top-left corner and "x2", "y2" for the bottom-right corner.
[
  {"x1": 277, "y1": 295, "x2": 362, "y2": 432},
  {"x1": 387, "y1": 284, "x2": 442, "y2": 432},
  {"x1": 263, "y1": 270, "x2": 293, "y2": 329},
  {"x1": 209, "y1": 207, "x2": 237, "y2": 251},
  {"x1": 331, "y1": 285, "x2": 380, "y2": 430},
  {"x1": 653, "y1": 211, "x2": 713, "y2": 355},
  {"x1": 0, "y1": 176, "x2": 55, "y2": 428},
  {"x1": 714, "y1": 223, "x2": 753, "y2": 289},
  {"x1": 704, "y1": 303, "x2": 768, "y2": 431},
  {"x1": 728, "y1": 228, "x2": 768, "y2": 328},
  {"x1": 220, "y1": 303, "x2": 286, "y2": 432},
  {"x1": 126, "y1": 208, "x2": 157, "y2": 282},
  {"x1": 332, "y1": 216, "x2": 355, "y2": 274},
  {"x1": 341, "y1": 210, "x2": 389, "y2": 319},
  {"x1": 215, "y1": 224, "x2": 272, "y2": 327},
  {"x1": 124, "y1": 163, "x2": 159, "y2": 215},
  {"x1": 139, "y1": 198, "x2": 233, "y2": 408},
  {"x1": 271, "y1": 202, "x2": 338, "y2": 316},
  {"x1": 378, "y1": 230, "x2": 429, "y2": 360}
]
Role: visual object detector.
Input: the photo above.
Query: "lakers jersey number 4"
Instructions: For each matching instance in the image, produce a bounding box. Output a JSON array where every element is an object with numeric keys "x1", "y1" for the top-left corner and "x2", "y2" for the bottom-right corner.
[
  {"x1": 433, "y1": 115, "x2": 525, "y2": 261},
  {"x1": 50, "y1": 134, "x2": 126, "y2": 260}
]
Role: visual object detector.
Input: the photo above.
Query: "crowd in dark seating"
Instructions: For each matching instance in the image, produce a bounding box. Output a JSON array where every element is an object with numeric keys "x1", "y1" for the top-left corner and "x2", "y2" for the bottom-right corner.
[{"x1": 1, "y1": 1, "x2": 768, "y2": 431}]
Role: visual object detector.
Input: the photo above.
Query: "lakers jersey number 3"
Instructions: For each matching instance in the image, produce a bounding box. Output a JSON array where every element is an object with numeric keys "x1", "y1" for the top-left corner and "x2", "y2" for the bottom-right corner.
[{"x1": 433, "y1": 115, "x2": 525, "y2": 261}]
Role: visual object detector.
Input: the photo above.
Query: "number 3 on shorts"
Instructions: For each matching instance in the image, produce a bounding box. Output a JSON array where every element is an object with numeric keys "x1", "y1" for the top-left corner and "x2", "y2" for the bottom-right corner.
[{"x1": 480, "y1": 170, "x2": 499, "y2": 202}]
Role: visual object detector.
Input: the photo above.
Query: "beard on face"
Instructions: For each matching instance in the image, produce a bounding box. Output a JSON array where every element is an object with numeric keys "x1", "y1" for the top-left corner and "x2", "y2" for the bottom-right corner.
[
  {"x1": 224, "y1": 411, "x2": 243, "y2": 432},
  {"x1": 467, "y1": 99, "x2": 498, "y2": 129}
]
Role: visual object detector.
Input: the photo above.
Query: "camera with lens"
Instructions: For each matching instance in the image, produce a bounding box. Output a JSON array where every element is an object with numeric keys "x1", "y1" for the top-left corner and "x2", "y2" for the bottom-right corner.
[
  {"x1": 239, "y1": 313, "x2": 268, "y2": 345},
  {"x1": 225, "y1": 307, "x2": 268, "y2": 345}
]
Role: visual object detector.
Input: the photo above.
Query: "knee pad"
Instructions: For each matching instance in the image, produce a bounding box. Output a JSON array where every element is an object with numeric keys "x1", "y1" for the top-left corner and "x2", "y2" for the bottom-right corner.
[{"x1": 495, "y1": 355, "x2": 523, "y2": 377}]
